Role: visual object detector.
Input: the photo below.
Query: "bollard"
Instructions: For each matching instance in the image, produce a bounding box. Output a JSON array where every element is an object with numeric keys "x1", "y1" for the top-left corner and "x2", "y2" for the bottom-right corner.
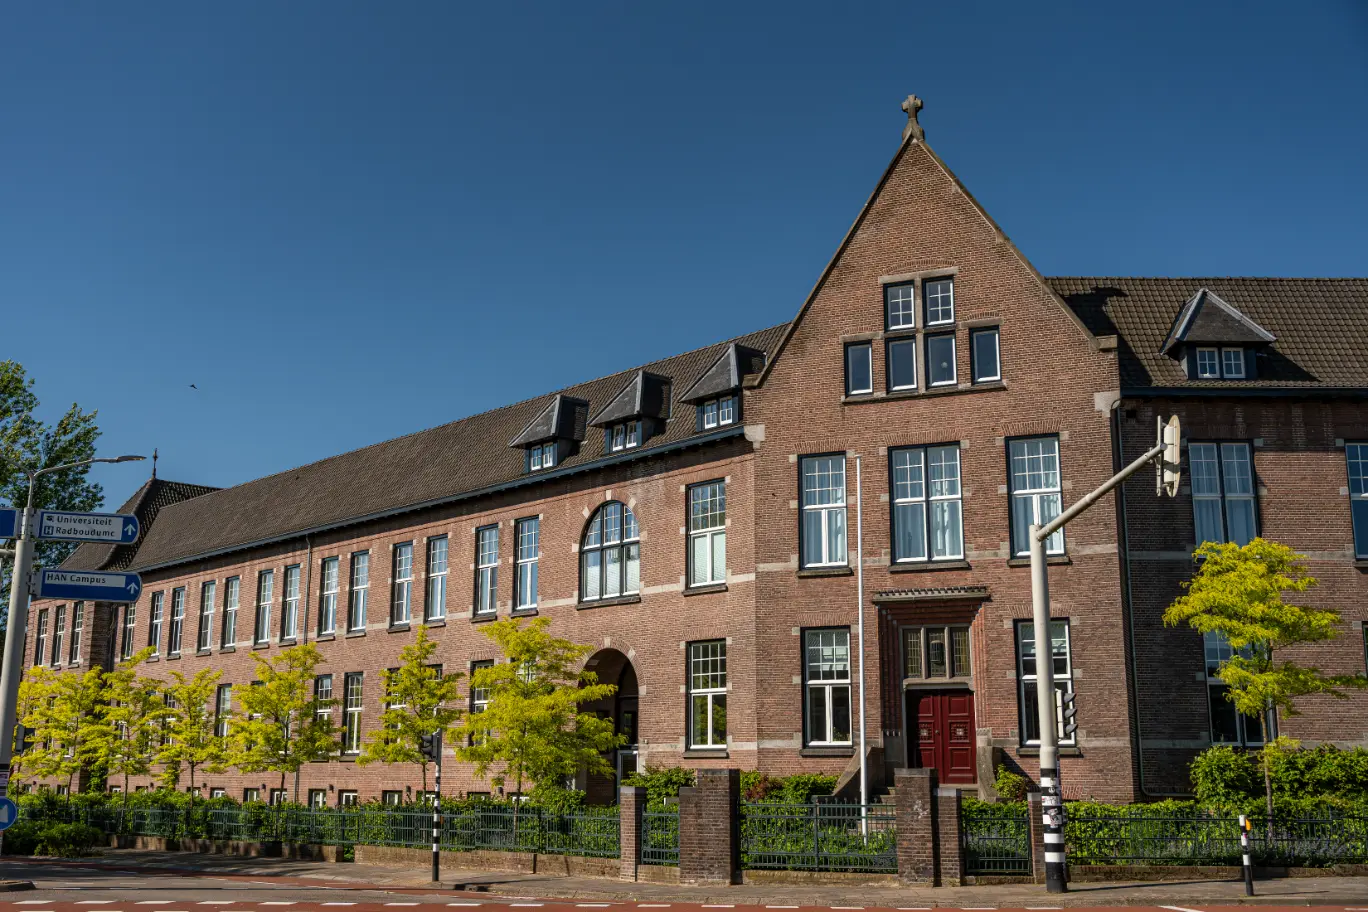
[{"x1": 1239, "y1": 813, "x2": 1254, "y2": 896}]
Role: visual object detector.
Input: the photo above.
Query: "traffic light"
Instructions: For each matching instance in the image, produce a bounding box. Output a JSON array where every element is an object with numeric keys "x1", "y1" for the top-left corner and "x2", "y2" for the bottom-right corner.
[
  {"x1": 1060, "y1": 690, "x2": 1079, "y2": 739},
  {"x1": 419, "y1": 732, "x2": 442, "y2": 762}
]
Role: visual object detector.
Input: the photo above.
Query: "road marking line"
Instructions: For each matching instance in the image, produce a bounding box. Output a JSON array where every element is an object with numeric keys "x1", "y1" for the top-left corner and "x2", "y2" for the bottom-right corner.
[
  {"x1": 198, "y1": 904, "x2": 234, "y2": 907},
  {"x1": 17, "y1": 903, "x2": 52, "y2": 905},
  {"x1": 137, "y1": 903, "x2": 174, "y2": 906},
  {"x1": 78, "y1": 904, "x2": 116, "y2": 906},
  {"x1": 447, "y1": 905, "x2": 483, "y2": 908},
  {"x1": 509, "y1": 906, "x2": 544, "y2": 909},
  {"x1": 322, "y1": 905, "x2": 357, "y2": 907},
  {"x1": 1160, "y1": 907, "x2": 1205, "y2": 912},
  {"x1": 262, "y1": 905, "x2": 296, "y2": 907},
  {"x1": 702, "y1": 906, "x2": 735, "y2": 909},
  {"x1": 767, "y1": 907, "x2": 800, "y2": 909},
  {"x1": 576, "y1": 906, "x2": 612, "y2": 908},
  {"x1": 1027, "y1": 907, "x2": 1064, "y2": 910},
  {"x1": 385, "y1": 906, "x2": 419, "y2": 908},
  {"x1": 638, "y1": 906, "x2": 672, "y2": 908},
  {"x1": 833, "y1": 907, "x2": 864, "y2": 909}
]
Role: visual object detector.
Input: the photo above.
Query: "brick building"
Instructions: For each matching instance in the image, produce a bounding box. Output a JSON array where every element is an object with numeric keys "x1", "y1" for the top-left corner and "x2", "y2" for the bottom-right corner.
[{"x1": 22, "y1": 98, "x2": 1368, "y2": 804}]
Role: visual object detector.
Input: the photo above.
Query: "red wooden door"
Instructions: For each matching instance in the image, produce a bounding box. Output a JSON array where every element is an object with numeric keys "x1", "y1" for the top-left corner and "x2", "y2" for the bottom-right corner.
[{"x1": 907, "y1": 690, "x2": 977, "y2": 785}]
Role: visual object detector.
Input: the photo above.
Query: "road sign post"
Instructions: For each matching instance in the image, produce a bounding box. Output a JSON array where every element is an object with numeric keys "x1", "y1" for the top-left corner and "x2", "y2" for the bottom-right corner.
[
  {"x1": 36, "y1": 510, "x2": 139, "y2": 544},
  {"x1": 36, "y1": 569, "x2": 142, "y2": 602}
]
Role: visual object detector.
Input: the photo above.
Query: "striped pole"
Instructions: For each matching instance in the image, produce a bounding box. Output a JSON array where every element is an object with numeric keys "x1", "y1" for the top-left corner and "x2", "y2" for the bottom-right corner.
[
  {"x1": 1239, "y1": 813, "x2": 1254, "y2": 895},
  {"x1": 1039, "y1": 768, "x2": 1067, "y2": 892},
  {"x1": 1029, "y1": 525, "x2": 1067, "y2": 894},
  {"x1": 431, "y1": 736, "x2": 443, "y2": 883}
]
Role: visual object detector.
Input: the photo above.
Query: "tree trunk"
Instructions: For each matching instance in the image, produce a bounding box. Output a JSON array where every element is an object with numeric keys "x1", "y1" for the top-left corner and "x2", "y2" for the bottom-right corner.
[
  {"x1": 1263, "y1": 749, "x2": 1275, "y2": 840},
  {"x1": 421, "y1": 762, "x2": 428, "y2": 795}
]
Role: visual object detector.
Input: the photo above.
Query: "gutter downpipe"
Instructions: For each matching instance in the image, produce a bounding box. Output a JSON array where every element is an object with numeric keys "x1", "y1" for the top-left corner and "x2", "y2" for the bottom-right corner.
[
  {"x1": 855, "y1": 455, "x2": 868, "y2": 817},
  {"x1": 1114, "y1": 402, "x2": 1150, "y2": 799}
]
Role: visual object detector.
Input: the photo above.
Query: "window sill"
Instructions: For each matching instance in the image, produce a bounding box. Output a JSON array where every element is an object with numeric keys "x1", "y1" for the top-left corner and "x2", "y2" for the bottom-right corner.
[
  {"x1": 511, "y1": 608, "x2": 539, "y2": 617},
  {"x1": 841, "y1": 380, "x2": 1007, "y2": 406},
  {"x1": 797, "y1": 567, "x2": 853, "y2": 578},
  {"x1": 196, "y1": 649, "x2": 212, "y2": 657},
  {"x1": 251, "y1": 642, "x2": 271, "y2": 651},
  {"x1": 166, "y1": 654, "x2": 181, "y2": 662},
  {"x1": 471, "y1": 612, "x2": 499, "y2": 623},
  {"x1": 889, "y1": 559, "x2": 971, "y2": 574},
  {"x1": 218, "y1": 646, "x2": 235, "y2": 653},
  {"x1": 683, "y1": 583, "x2": 729, "y2": 597},
  {"x1": 422, "y1": 619, "x2": 446, "y2": 628},
  {"x1": 145, "y1": 656, "x2": 160, "y2": 663},
  {"x1": 683, "y1": 749, "x2": 729, "y2": 759},
  {"x1": 800, "y1": 746, "x2": 855, "y2": 758},
  {"x1": 312, "y1": 635, "x2": 334, "y2": 643},
  {"x1": 1015, "y1": 746, "x2": 1082, "y2": 757},
  {"x1": 388, "y1": 624, "x2": 410, "y2": 633},
  {"x1": 1006, "y1": 555, "x2": 1072, "y2": 568},
  {"x1": 344, "y1": 630, "x2": 367, "y2": 639},
  {"x1": 577, "y1": 595, "x2": 643, "y2": 610},
  {"x1": 278, "y1": 638, "x2": 297, "y2": 647}
]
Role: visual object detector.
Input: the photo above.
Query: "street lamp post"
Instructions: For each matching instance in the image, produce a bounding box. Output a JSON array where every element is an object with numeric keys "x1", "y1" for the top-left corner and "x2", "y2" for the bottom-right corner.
[{"x1": 0, "y1": 455, "x2": 145, "y2": 799}]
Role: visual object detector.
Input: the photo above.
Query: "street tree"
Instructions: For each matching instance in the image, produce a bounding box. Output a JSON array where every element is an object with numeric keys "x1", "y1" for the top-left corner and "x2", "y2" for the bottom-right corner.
[
  {"x1": 455, "y1": 618, "x2": 622, "y2": 822},
  {"x1": 12, "y1": 666, "x2": 59, "y2": 792},
  {"x1": 228, "y1": 643, "x2": 337, "y2": 801},
  {"x1": 23, "y1": 665, "x2": 106, "y2": 793},
  {"x1": 157, "y1": 668, "x2": 229, "y2": 794},
  {"x1": 358, "y1": 625, "x2": 464, "y2": 794},
  {"x1": 1166, "y1": 538, "x2": 1368, "y2": 823},
  {"x1": 85, "y1": 648, "x2": 162, "y2": 804}
]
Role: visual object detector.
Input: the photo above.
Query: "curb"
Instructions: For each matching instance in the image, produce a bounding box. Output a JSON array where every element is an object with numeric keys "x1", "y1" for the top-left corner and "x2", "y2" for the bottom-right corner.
[{"x1": 0, "y1": 882, "x2": 35, "y2": 892}]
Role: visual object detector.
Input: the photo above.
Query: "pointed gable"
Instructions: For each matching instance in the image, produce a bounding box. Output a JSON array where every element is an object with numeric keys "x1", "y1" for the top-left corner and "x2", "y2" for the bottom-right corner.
[
  {"x1": 588, "y1": 371, "x2": 671, "y2": 427},
  {"x1": 1160, "y1": 288, "x2": 1276, "y2": 354},
  {"x1": 60, "y1": 477, "x2": 219, "y2": 572},
  {"x1": 679, "y1": 344, "x2": 766, "y2": 403},
  {"x1": 509, "y1": 394, "x2": 589, "y2": 447}
]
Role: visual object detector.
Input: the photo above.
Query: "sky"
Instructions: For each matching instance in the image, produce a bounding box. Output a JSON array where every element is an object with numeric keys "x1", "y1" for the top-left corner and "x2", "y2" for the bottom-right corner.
[{"x1": 4, "y1": 1, "x2": 1367, "y2": 508}]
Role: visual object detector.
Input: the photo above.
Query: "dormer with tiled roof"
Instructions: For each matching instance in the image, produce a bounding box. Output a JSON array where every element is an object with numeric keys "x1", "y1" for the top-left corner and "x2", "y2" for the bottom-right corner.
[
  {"x1": 588, "y1": 370, "x2": 671, "y2": 455},
  {"x1": 509, "y1": 393, "x2": 590, "y2": 472},
  {"x1": 678, "y1": 343, "x2": 765, "y2": 432}
]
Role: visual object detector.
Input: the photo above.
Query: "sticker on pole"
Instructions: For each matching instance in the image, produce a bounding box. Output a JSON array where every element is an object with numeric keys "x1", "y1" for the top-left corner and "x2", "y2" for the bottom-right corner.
[
  {"x1": 37, "y1": 569, "x2": 142, "y2": 603},
  {"x1": 0, "y1": 798, "x2": 17, "y2": 831},
  {"x1": 36, "y1": 510, "x2": 140, "y2": 544}
]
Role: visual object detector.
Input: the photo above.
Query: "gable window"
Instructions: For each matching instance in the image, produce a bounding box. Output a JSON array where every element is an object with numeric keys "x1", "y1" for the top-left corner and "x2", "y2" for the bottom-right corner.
[
  {"x1": 254, "y1": 570, "x2": 274, "y2": 646},
  {"x1": 886, "y1": 338, "x2": 917, "y2": 392},
  {"x1": 476, "y1": 525, "x2": 499, "y2": 616},
  {"x1": 148, "y1": 591, "x2": 164, "y2": 655},
  {"x1": 1009, "y1": 436, "x2": 1064, "y2": 556},
  {"x1": 50, "y1": 605, "x2": 65, "y2": 667},
  {"x1": 925, "y1": 333, "x2": 956, "y2": 387},
  {"x1": 700, "y1": 395, "x2": 738, "y2": 430},
  {"x1": 391, "y1": 543, "x2": 413, "y2": 626},
  {"x1": 1347, "y1": 444, "x2": 1368, "y2": 559},
  {"x1": 120, "y1": 603, "x2": 136, "y2": 661},
  {"x1": 971, "y1": 327, "x2": 1001, "y2": 383},
  {"x1": 198, "y1": 581, "x2": 216, "y2": 652},
  {"x1": 1222, "y1": 348, "x2": 1246, "y2": 378},
  {"x1": 800, "y1": 455, "x2": 847, "y2": 568},
  {"x1": 1194, "y1": 346, "x2": 1247, "y2": 379},
  {"x1": 222, "y1": 577, "x2": 240, "y2": 647},
  {"x1": 343, "y1": 672, "x2": 364, "y2": 754},
  {"x1": 688, "y1": 640, "x2": 727, "y2": 749},
  {"x1": 885, "y1": 282, "x2": 916, "y2": 331},
  {"x1": 347, "y1": 552, "x2": 369, "y2": 633},
  {"x1": 514, "y1": 518, "x2": 539, "y2": 611},
  {"x1": 580, "y1": 501, "x2": 640, "y2": 601},
  {"x1": 688, "y1": 481, "x2": 727, "y2": 587},
  {"x1": 1205, "y1": 630, "x2": 1268, "y2": 746},
  {"x1": 1016, "y1": 619, "x2": 1074, "y2": 746},
  {"x1": 903, "y1": 625, "x2": 971, "y2": 680},
  {"x1": 281, "y1": 566, "x2": 300, "y2": 641},
  {"x1": 425, "y1": 537, "x2": 447, "y2": 621},
  {"x1": 609, "y1": 421, "x2": 643, "y2": 452},
  {"x1": 845, "y1": 342, "x2": 873, "y2": 396},
  {"x1": 1190, "y1": 442, "x2": 1257, "y2": 546},
  {"x1": 804, "y1": 628, "x2": 852, "y2": 746},
  {"x1": 891, "y1": 445, "x2": 963, "y2": 563},
  {"x1": 529, "y1": 441, "x2": 557, "y2": 471},
  {"x1": 68, "y1": 602, "x2": 83, "y2": 665},
  {"x1": 168, "y1": 587, "x2": 185, "y2": 656},
  {"x1": 924, "y1": 277, "x2": 955, "y2": 325}
]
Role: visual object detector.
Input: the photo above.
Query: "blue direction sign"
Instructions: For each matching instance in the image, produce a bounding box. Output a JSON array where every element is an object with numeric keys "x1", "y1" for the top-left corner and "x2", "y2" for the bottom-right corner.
[
  {"x1": 37, "y1": 568, "x2": 142, "y2": 603},
  {"x1": 36, "y1": 509, "x2": 139, "y2": 544},
  {"x1": 0, "y1": 509, "x2": 15, "y2": 540},
  {"x1": 0, "y1": 798, "x2": 16, "y2": 831}
]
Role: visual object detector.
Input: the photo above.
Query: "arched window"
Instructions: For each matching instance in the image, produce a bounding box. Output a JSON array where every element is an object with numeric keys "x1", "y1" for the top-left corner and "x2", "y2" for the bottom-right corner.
[{"x1": 581, "y1": 501, "x2": 640, "y2": 601}]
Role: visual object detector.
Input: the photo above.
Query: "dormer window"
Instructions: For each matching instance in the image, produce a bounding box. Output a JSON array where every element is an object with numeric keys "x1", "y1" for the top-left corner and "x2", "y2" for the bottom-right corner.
[
  {"x1": 700, "y1": 395, "x2": 737, "y2": 430},
  {"x1": 1195, "y1": 346, "x2": 1246, "y2": 379},
  {"x1": 609, "y1": 420, "x2": 642, "y2": 452},
  {"x1": 529, "y1": 442, "x2": 557, "y2": 470}
]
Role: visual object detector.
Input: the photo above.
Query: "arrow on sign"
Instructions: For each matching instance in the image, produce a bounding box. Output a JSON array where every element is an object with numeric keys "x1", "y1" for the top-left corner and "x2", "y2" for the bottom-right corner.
[
  {"x1": 37, "y1": 569, "x2": 143, "y2": 603},
  {"x1": 0, "y1": 797, "x2": 17, "y2": 831},
  {"x1": 36, "y1": 510, "x2": 140, "y2": 544}
]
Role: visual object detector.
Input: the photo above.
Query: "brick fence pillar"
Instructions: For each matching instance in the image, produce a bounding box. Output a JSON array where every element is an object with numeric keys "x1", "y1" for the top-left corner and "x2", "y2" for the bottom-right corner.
[
  {"x1": 894, "y1": 767, "x2": 936, "y2": 883},
  {"x1": 935, "y1": 786, "x2": 963, "y2": 887},
  {"x1": 619, "y1": 785, "x2": 644, "y2": 881},
  {"x1": 678, "y1": 768, "x2": 739, "y2": 885},
  {"x1": 1027, "y1": 791, "x2": 1045, "y2": 884}
]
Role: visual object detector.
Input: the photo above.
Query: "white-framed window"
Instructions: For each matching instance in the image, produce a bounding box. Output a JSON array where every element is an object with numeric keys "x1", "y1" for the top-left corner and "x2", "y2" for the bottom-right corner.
[
  {"x1": 469, "y1": 659, "x2": 493, "y2": 745},
  {"x1": 425, "y1": 537, "x2": 447, "y2": 621},
  {"x1": 214, "y1": 684, "x2": 232, "y2": 739},
  {"x1": 168, "y1": 587, "x2": 185, "y2": 656},
  {"x1": 391, "y1": 543, "x2": 413, "y2": 626},
  {"x1": 1195, "y1": 347, "x2": 1220, "y2": 378},
  {"x1": 1016, "y1": 619, "x2": 1074, "y2": 746},
  {"x1": 254, "y1": 570, "x2": 274, "y2": 645},
  {"x1": 381, "y1": 790, "x2": 402, "y2": 807},
  {"x1": 476, "y1": 525, "x2": 498, "y2": 615},
  {"x1": 971, "y1": 327, "x2": 1001, "y2": 383},
  {"x1": 687, "y1": 640, "x2": 727, "y2": 749},
  {"x1": 1205, "y1": 630, "x2": 1269, "y2": 746},
  {"x1": 1009, "y1": 436, "x2": 1064, "y2": 556},
  {"x1": 1347, "y1": 444, "x2": 1368, "y2": 559},
  {"x1": 688, "y1": 481, "x2": 726, "y2": 587},
  {"x1": 804, "y1": 628, "x2": 852, "y2": 746},
  {"x1": 1195, "y1": 346, "x2": 1247, "y2": 379},
  {"x1": 308, "y1": 789, "x2": 327, "y2": 809},
  {"x1": 514, "y1": 518, "x2": 539, "y2": 610},
  {"x1": 1190, "y1": 442, "x2": 1257, "y2": 546},
  {"x1": 338, "y1": 790, "x2": 358, "y2": 807},
  {"x1": 210, "y1": 788, "x2": 226, "y2": 799},
  {"x1": 269, "y1": 789, "x2": 286, "y2": 806},
  {"x1": 281, "y1": 565, "x2": 300, "y2": 641},
  {"x1": 242, "y1": 788, "x2": 261, "y2": 804},
  {"x1": 197, "y1": 580, "x2": 216, "y2": 652},
  {"x1": 529, "y1": 441, "x2": 556, "y2": 471},
  {"x1": 903, "y1": 625, "x2": 972, "y2": 680},
  {"x1": 222, "y1": 576, "x2": 240, "y2": 647},
  {"x1": 800, "y1": 455, "x2": 847, "y2": 568},
  {"x1": 891, "y1": 445, "x2": 963, "y2": 563},
  {"x1": 924, "y1": 277, "x2": 955, "y2": 325},
  {"x1": 580, "y1": 501, "x2": 641, "y2": 601},
  {"x1": 120, "y1": 602, "x2": 136, "y2": 660},
  {"x1": 609, "y1": 420, "x2": 643, "y2": 452},
  {"x1": 885, "y1": 281, "x2": 916, "y2": 331},
  {"x1": 68, "y1": 602, "x2": 83, "y2": 664},
  {"x1": 700, "y1": 395, "x2": 738, "y2": 430},
  {"x1": 347, "y1": 552, "x2": 369, "y2": 632},
  {"x1": 886, "y1": 337, "x2": 917, "y2": 392},
  {"x1": 147, "y1": 591, "x2": 164, "y2": 655},
  {"x1": 314, "y1": 674, "x2": 333, "y2": 722},
  {"x1": 1222, "y1": 348, "x2": 1246, "y2": 378},
  {"x1": 343, "y1": 672, "x2": 364, "y2": 753},
  {"x1": 316, "y1": 559, "x2": 337, "y2": 635},
  {"x1": 925, "y1": 333, "x2": 957, "y2": 387},
  {"x1": 845, "y1": 342, "x2": 873, "y2": 395},
  {"x1": 50, "y1": 605, "x2": 65, "y2": 667}
]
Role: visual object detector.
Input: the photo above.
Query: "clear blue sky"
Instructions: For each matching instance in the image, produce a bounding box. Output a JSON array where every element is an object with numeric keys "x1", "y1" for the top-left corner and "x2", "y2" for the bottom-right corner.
[{"x1": 5, "y1": 1, "x2": 1366, "y2": 505}]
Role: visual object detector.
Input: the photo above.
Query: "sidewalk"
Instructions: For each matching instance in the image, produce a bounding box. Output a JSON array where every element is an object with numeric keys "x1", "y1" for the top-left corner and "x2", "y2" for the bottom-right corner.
[{"x1": 69, "y1": 849, "x2": 1368, "y2": 906}]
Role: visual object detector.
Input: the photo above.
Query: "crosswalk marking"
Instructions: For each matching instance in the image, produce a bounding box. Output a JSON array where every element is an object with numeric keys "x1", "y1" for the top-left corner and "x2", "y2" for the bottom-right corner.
[
  {"x1": 78, "y1": 904, "x2": 115, "y2": 907},
  {"x1": 261, "y1": 905, "x2": 296, "y2": 907},
  {"x1": 384, "y1": 905, "x2": 419, "y2": 908},
  {"x1": 447, "y1": 905, "x2": 483, "y2": 907},
  {"x1": 1159, "y1": 906, "x2": 1205, "y2": 912},
  {"x1": 638, "y1": 906, "x2": 671, "y2": 908},
  {"x1": 576, "y1": 905, "x2": 611, "y2": 908},
  {"x1": 322, "y1": 904, "x2": 356, "y2": 907},
  {"x1": 137, "y1": 903, "x2": 173, "y2": 906}
]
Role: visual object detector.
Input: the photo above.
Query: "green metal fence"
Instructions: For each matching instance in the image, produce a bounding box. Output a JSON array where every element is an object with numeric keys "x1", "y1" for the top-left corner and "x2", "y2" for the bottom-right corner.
[
  {"x1": 740, "y1": 802, "x2": 897, "y2": 873},
  {"x1": 960, "y1": 807, "x2": 1031, "y2": 875},
  {"x1": 640, "y1": 805, "x2": 679, "y2": 865},
  {"x1": 1067, "y1": 813, "x2": 1368, "y2": 866}
]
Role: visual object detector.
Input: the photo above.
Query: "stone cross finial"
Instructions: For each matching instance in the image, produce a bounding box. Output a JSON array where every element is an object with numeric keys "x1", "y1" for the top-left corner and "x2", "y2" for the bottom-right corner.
[{"x1": 901, "y1": 94, "x2": 925, "y2": 143}]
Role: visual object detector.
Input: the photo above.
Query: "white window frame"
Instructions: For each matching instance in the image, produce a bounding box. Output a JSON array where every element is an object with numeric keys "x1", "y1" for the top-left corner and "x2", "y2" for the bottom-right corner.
[
  {"x1": 1347, "y1": 444, "x2": 1368, "y2": 559},
  {"x1": 314, "y1": 674, "x2": 333, "y2": 722},
  {"x1": 580, "y1": 501, "x2": 641, "y2": 601},
  {"x1": 198, "y1": 581, "x2": 216, "y2": 652},
  {"x1": 68, "y1": 602, "x2": 83, "y2": 664},
  {"x1": 338, "y1": 790, "x2": 359, "y2": 807},
  {"x1": 804, "y1": 628, "x2": 852, "y2": 747},
  {"x1": 885, "y1": 281, "x2": 916, "y2": 331},
  {"x1": 688, "y1": 481, "x2": 727, "y2": 587},
  {"x1": 891, "y1": 445, "x2": 963, "y2": 563},
  {"x1": 609, "y1": 421, "x2": 643, "y2": 452},
  {"x1": 469, "y1": 659, "x2": 493, "y2": 745},
  {"x1": 1009, "y1": 436, "x2": 1065, "y2": 557},
  {"x1": 845, "y1": 342, "x2": 873, "y2": 395},
  {"x1": 515, "y1": 518, "x2": 539, "y2": 611},
  {"x1": 971, "y1": 326, "x2": 1001, "y2": 383},
  {"x1": 886, "y1": 337, "x2": 917, "y2": 392},
  {"x1": 50, "y1": 605, "x2": 65, "y2": 667},
  {"x1": 1015, "y1": 619, "x2": 1074, "y2": 747},
  {"x1": 924, "y1": 277, "x2": 955, "y2": 325},
  {"x1": 214, "y1": 684, "x2": 231, "y2": 739},
  {"x1": 148, "y1": 591, "x2": 164, "y2": 656},
  {"x1": 925, "y1": 332, "x2": 957, "y2": 387},
  {"x1": 391, "y1": 543, "x2": 413, "y2": 626},
  {"x1": 1221, "y1": 348, "x2": 1246, "y2": 378},
  {"x1": 701, "y1": 395, "x2": 738, "y2": 430},
  {"x1": 343, "y1": 672, "x2": 364, "y2": 754},
  {"x1": 168, "y1": 587, "x2": 186, "y2": 656},
  {"x1": 254, "y1": 570, "x2": 274, "y2": 646},
  {"x1": 347, "y1": 552, "x2": 369, "y2": 632},
  {"x1": 222, "y1": 576, "x2": 240, "y2": 647},
  {"x1": 475, "y1": 525, "x2": 498, "y2": 616},
  {"x1": 281, "y1": 565, "x2": 300, "y2": 641},
  {"x1": 1195, "y1": 346, "x2": 1221, "y2": 378},
  {"x1": 530, "y1": 441, "x2": 556, "y2": 470},
  {"x1": 425, "y1": 537, "x2": 447, "y2": 621},
  {"x1": 687, "y1": 640, "x2": 727, "y2": 749},
  {"x1": 1190, "y1": 442, "x2": 1258, "y2": 546},
  {"x1": 1204, "y1": 630, "x2": 1269, "y2": 746},
  {"x1": 120, "y1": 602, "x2": 136, "y2": 660},
  {"x1": 800, "y1": 455, "x2": 848, "y2": 568}
]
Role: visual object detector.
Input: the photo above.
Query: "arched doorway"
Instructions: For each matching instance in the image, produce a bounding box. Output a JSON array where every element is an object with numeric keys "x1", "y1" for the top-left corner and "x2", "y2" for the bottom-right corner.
[{"x1": 582, "y1": 649, "x2": 639, "y2": 803}]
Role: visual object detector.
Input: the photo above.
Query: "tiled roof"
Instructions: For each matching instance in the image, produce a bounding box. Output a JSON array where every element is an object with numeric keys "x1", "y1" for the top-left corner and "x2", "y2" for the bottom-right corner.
[
  {"x1": 1049, "y1": 277, "x2": 1368, "y2": 390},
  {"x1": 874, "y1": 586, "x2": 990, "y2": 602},
  {"x1": 61, "y1": 478, "x2": 220, "y2": 572},
  {"x1": 126, "y1": 324, "x2": 787, "y2": 572}
]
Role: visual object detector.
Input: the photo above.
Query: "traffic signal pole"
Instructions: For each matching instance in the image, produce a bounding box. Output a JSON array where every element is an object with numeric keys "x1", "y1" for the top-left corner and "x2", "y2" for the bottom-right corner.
[{"x1": 1029, "y1": 416, "x2": 1179, "y2": 893}]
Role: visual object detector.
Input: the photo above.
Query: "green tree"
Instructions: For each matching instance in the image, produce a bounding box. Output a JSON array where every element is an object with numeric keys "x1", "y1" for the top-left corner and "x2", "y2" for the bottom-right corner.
[
  {"x1": 157, "y1": 668, "x2": 229, "y2": 794},
  {"x1": 228, "y1": 643, "x2": 337, "y2": 800},
  {"x1": 84, "y1": 648, "x2": 162, "y2": 804},
  {"x1": 13, "y1": 666, "x2": 60, "y2": 792},
  {"x1": 34, "y1": 666, "x2": 107, "y2": 793},
  {"x1": 454, "y1": 618, "x2": 623, "y2": 818},
  {"x1": 358, "y1": 625, "x2": 464, "y2": 793},
  {"x1": 1166, "y1": 538, "x2": 1368, "y2": 823}
]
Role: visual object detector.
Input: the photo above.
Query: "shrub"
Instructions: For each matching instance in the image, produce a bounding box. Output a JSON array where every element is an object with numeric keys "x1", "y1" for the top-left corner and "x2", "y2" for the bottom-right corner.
[
  {"x1": 0, "y1": 821, "x2": 42, "y2": 856},
  {"x1": 994, "y1": 765, "x2": 1030, "y2": 802},
  {"x1": 622, "y1": 765, "x2": 695, "y2": 805},
  {"x1": 34, "y1": 822, "x2": 104, "y2": 857},
  {"x1": 1190, "y1": 744, "x2": 1259, "y2": 806}
]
